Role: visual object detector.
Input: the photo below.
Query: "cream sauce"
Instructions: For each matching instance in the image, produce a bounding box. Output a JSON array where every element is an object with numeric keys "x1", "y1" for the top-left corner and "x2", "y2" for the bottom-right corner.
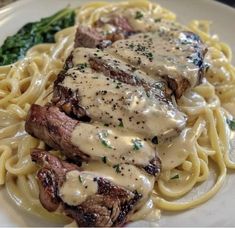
[
  {"x1": 62, "y1": 48, "x2": 186, "y2": 140},
  {"x1": 71, "y1": 122, "x2": 155, "y2": 167},
  {"x1": 82, "y1": 161, "x2": 155, "y2": 203},
  {"x1": 56, "y1": 15, "x2": 207, "y2": 221},
  {"x1": 107, "y1": 20, "x2": 203, "y2": 89},
  {"x1": 60, "y1": 162, "x2": 155, "y2": 209},
  {"x1": 59, "y1": 170, "x2": 98, "y2": 206},
  {"x1": 223, "y1": 102, "x2": 235, "y2": 116},
  {"x1": 129, "y1": 197, "x2": 160, "y2": 222},
  {"x1": 158, "y1": 121, "x2": 205, "y2": 171}
]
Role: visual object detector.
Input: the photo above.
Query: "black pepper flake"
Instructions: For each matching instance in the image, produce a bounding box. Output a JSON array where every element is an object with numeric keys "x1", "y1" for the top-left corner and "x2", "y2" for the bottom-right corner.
[
  {"x1": 151, "y1": 136, "x2": 158, "y2": 145},
  {"x1": 102, "y1": 156, "x2": 107, "y2": 164},
  {"x1": 113, "y1": 164, "x2": 121, "y2": 173},
  {"x1": 118, "y1": 118, "x2": 124, "y2": 127}
]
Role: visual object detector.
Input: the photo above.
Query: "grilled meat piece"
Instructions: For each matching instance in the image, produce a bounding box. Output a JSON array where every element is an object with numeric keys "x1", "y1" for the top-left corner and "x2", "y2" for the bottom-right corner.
[
  {"x1": 26, "y1": 104, "x2": 161, "y2": 176},
  {"x1": 32, "y1": 149, "x2": 141, "y2": 227},
  {"x1": 107, "y1": 29, "x2": 207, "y2": 98},
  {"x1": 52, "y1": 47, "x2": 187, "y2": 140},
  {"x1": 74, "y1": 16, "x2": 134, "y2": 49},
  {"x1": 25, "y1": 104, "x2": 87, "y2": 163},
  {"x1": 74, "y1": 26, "x2": 106, "y2": 48}
]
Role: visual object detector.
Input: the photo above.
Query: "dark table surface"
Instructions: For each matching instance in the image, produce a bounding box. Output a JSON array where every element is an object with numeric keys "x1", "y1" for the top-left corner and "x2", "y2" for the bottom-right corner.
[{"x1": 217, "y1": 0, "x2": 235, "y2": 7}]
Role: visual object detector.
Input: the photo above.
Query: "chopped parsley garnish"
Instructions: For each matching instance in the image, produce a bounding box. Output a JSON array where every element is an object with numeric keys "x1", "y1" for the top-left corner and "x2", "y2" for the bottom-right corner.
[
  {"x1": 132, "y1": 138, "x2": 143, "y2": 150},
  {"x1": 98, "y1": 130, "x2": 112, "y2": 149},
  {"x1": 146, "y1": 52, "x2": 153, "y2": 61},
  {"x1": 135, "y1": 11, "x2": 144, "y2": 20},
  {"x1": 170, "y1": 174, "x2": 179, "y2": 180},
  {"x1": 129, "y1": 43, "x2": 134, "y2": 49},
  {"x1": 78, "y1": 175, "x2": 83, "y2": 183},
  {"x1": 92, "y1": 76, "x2": 98, "y2": 79},
  {"x1": 113, "y1": 164, "x2": 121, "y2": 173},
  {"x1": 154, "y1": 18, "x2": 161, "y2": 23},
  {"x1": 102, "y1": 156, "x2": 107, "y2": 164},
  {"x1": 227, "y1": 118, "x2": 235, "y2": 131},
  {"x1": 77, "y1": 63, "x2": 88, "y2": 71}
]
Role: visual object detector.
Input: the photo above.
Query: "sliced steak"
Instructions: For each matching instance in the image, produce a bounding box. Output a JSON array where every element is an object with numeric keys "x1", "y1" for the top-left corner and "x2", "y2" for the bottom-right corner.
[
  {"x1": 26, "y1": 104, "x2": 161, "y2": 176},
  {"x1": 32, "y1": 149, "x2": 141, "y2": 227},
  {"x1": 107, "y1": 23, "x2": 207, "y2": 98},
  {"x1": 25, "y1": 104, "x2": 87, "y2": 164},
  {"x1": 74, "y1": 26, "x2": 106, "y2": 48},
  {"x1": 74, "y1": 16, "x2": 134, "y2": 49},
  {"x1": 52, "y1": 47, "x2": 187, "y2": 140},
  {"x1": 95, "y1": 15, "x2": 135, "y2": 42},
  {"x1": 31, "y1": 149, "x2": 78, "y2": 211}
]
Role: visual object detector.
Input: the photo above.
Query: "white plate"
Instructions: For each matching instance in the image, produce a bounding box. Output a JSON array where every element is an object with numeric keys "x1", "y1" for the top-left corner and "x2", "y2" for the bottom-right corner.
[{"x1": 0, "y1": 0, "x2": 235, "y2": 226}]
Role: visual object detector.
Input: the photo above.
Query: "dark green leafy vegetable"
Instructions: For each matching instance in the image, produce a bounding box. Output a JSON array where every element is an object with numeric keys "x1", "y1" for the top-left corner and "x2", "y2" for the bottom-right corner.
[
  {"x1": 227, "y1": 118, "x2": 235, "y2": 131},
  {"x1": 0, "y1": 8, "x2": 75, "y2": 66}
]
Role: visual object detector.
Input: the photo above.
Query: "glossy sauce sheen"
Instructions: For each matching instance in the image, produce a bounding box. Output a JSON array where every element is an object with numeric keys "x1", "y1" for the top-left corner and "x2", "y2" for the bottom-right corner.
[
  {"x1": 62, "y1": 47, "x2": 186, "y2": 139},
  {"x1": 71, "y1": 123, "x2": 155, "y2": 166},
  {"x1": 108, "y1": 20, "x2": 202, "y2": 89},
  {"x1": 57, "y1": 16, "x2": 204, "y2": 218}
]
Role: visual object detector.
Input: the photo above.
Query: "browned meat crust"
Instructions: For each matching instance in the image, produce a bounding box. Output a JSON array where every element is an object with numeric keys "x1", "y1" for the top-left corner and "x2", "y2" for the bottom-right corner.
[
  {"x1": 26, "y1": 104, "x2": 161, "y2": 176},
  {"x1": 26, "y1": 104, "x2": 88, "y2": 163},
  {"x1": 32, "y1": 149, "x2": 141, "y2": 227}
]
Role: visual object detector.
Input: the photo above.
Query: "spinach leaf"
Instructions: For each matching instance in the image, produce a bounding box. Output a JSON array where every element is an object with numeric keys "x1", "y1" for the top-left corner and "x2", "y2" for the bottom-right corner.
[{"x1": 0, "y1": 8, "x2": 75, "y2": 66}]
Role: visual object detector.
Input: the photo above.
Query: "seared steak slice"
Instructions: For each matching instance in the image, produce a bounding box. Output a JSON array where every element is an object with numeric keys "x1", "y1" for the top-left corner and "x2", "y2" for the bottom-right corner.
[
  {"x1": 88, "y1": 53, "x2": 172, "y2": 100},
  {"x1": 31, "y1": 149, "x2": 78, "y2": 211},
  {"x1": 74, "y1": 16, "x2": 134, "y2": 49},
  {"x1": 95, "y1": 15, "x2": 135, "y2": 42},
  {"x1": 107, "y1": 25, "x2": 207, "y2": 98},
  {"x1": 52, "y1": 47, "x2": 187, "y2": 140},
  {"x1": 25, "y1": 104, "x2": 88, "y2": 163},
  {"x1": 26, "y1": 104, "x2": 161, "y2": 176},
  {"x1": 32, "y1": 149, "x2": 141, "y2": 227},
  {"x1": 74, "y1": 26, "x2": 106, "y2": 48}
]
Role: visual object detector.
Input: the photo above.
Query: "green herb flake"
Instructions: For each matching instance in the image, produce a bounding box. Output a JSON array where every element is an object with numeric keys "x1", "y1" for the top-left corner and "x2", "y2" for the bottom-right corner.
[
  {"x1": 227, "y1": 119, "x2": 235, "y2": 131},
  {"x1": 132, "y1": 138, "x2": 143, "y2": 151},
  {"x1": 154, "y1": 18, "x2": 161, "y2": 23},
  {"x1": 98, "y1": 130, "x2": 112, "y2": 149},
  {"x1": 0, "y1": 8, "x2": 75, "y2": 66},
  {"x1": 113, "y1": 164, "x2": 121, "y2": 173},
  {"x1": 102, "y1": 156, "x2": 107, "y2": 164},
  {"x1": 170, "y1": 174, "x2": 179, "y2": 180},
  {"x1": 78, "y1": 175, "x2": 83, "y2": 183},
  {"x1": 135, "y1": 11, "x2": 144, "y2": 20},
  {"x1": 77, "y1": 63, "x2": 88, "y2": 71}
]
